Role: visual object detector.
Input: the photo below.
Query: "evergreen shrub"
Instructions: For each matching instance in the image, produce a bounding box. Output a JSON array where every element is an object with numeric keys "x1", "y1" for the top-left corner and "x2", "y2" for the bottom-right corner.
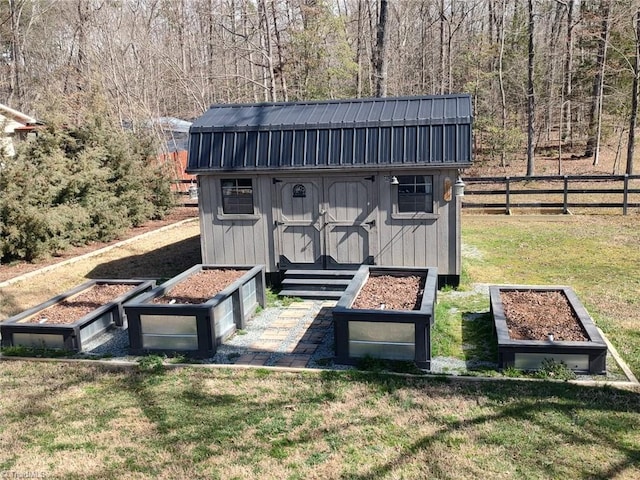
[{"x1": 0, "y1": 119, "x2": 175, "y2": 263}]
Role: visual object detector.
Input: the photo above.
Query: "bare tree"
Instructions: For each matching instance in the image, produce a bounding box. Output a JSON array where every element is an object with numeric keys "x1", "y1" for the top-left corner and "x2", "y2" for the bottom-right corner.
[
  {"x1": 586, "y1": 0, "x2": 611, "y2": 163},
  {"x1": 526, "y1": 0, "x2": 535, "y2": 176},
  {"x1": 373, "y1": 0, "x2": 389, "y2": 97},
  {"x1": 627, "y1": 8, "x2": 640, "y2": 175}
]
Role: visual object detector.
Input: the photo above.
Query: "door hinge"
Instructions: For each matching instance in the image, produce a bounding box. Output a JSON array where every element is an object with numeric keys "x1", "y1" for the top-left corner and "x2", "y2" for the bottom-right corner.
[
  {"x1": 272, "y1": 178, "x2": 282, "y2": 184},
  {"x1": 366, "y1": 220, "x2": 376, "y2": 227},
  {"x1": 274, "y1": 220, "x2": 284, "y2": 227},
  {"x1": 364, "y1": 175, "x2": 375, "y2": 182}
]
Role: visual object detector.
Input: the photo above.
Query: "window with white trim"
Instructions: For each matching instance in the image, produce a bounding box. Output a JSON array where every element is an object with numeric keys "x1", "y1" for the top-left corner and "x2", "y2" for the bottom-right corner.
[
  {"x1": 221, "y1": 178, "x2": 254, "y2": 214},
  {"x1": 397, "y1": 175, "x2": 433, "y2": 213}
]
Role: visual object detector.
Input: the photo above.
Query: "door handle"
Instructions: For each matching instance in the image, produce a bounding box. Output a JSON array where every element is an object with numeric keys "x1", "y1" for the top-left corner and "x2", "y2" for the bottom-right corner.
[
  {"x1": 366, "y1": 220, "x2": 376, "y2": 227},
  {"x1": 274, "y1": 220, "x2": 284, "y2": 227}
]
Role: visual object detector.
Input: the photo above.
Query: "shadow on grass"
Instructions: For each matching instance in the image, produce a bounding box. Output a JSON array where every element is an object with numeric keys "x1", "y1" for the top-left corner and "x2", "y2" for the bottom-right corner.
[
  {"x1": 460, "y1": 310, "x2": 498, "y2": 369},
  {"x1": 333, "y1": 375, "x2": 640, "y2": 480},
  {"x1": 0, "y1": 289, "x2": 21, "y2": 320},
  {"x1": 3, "y1": 362, "x2": 639, "y2": 478},
  {"x1": 86, "y1": 235, "x2": 201, "y2": 281}
]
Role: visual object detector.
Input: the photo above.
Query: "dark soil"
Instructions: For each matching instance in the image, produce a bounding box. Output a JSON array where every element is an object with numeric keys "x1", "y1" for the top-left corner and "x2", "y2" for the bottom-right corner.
[
  {"x1": 26, "y1": 284, "x2": 135, "y2": 325},
  {"x1": 152, "y1": 269, "x2": 245, "y2": 305},
  {"x1": 500, "y1": 290, "x2": 589, "y2": 341},
  {"x1": 352, "y1": 274, "x2": 423, "y2": 310}
]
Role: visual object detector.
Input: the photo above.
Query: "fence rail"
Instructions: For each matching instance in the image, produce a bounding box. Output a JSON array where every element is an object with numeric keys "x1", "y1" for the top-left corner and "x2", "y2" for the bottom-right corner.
[
  {"x1": 462, "y1": 174, "x2": 640, "y2": 215},
  {"x1": 172, "y1": 179, "x2": 198, "y2": 207}
]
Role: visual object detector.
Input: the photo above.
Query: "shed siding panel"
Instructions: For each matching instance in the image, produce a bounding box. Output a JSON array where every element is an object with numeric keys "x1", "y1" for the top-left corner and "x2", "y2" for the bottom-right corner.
[
  {"x1": 199, "y1": 175, "x2": 270, "y2": 267},
  {"x1": 199, "y1": 175, "x2": 216, "y2": 264},
  {"x1": 376, "y1": 171, "x2": 448, "y2": 270}
]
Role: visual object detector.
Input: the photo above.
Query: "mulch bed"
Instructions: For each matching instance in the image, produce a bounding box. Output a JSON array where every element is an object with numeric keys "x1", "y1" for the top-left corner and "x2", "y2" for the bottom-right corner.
[
  {"x1": 352, "y1": 274, "x2": 424, "y2": 310},
  {"x1": 152, "y1": 269, "x2": 245, "y2": 305},
  {"x1": 500, "y1": 290, "x2": 589, "y2": 341},
  {"x1": 25, "y1": 284, "x2": 135, "y2": 325}
]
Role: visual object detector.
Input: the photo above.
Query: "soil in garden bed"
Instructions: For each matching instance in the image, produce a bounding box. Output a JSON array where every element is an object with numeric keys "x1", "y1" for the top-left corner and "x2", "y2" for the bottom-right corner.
[
  {"x1": 23, "y1": 284, "x2": 135, "y2": 325},
  {"x1": 352, "y1": 274, "x2": 424, "y2": 310},
  {"x1": 500, "y1": 290, "x2": 589, "y2": 341},
  {"x1": 152, "y1": 269, "x2": 245, "y2": 305}
]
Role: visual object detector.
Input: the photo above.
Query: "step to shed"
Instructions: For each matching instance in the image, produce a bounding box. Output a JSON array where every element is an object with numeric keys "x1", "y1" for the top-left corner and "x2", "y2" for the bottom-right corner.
[{"x1": 278, "y1": 289, "x2": 344, "y2": 300}]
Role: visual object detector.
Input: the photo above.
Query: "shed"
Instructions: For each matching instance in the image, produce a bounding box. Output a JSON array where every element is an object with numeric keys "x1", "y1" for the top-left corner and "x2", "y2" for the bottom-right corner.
[{"x1": 187, "y1": 94, "x2": 472, "y2": 289}]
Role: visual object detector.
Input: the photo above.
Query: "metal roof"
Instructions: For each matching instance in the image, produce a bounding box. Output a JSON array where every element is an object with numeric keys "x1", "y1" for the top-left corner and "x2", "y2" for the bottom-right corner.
[{"x1": 188, "y1": 94, "x2": 472, "y2": 172}]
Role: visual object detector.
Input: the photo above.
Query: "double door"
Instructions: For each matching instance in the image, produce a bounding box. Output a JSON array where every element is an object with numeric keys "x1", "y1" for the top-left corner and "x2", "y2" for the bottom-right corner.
[{"x1": 273, "y1": 176, "x2": 376, "y2": 269}]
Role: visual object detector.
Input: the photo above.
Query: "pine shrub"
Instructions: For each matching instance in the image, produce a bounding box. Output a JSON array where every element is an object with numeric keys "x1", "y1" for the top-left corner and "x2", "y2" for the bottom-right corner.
[{"x1": 0, "y1": 118, "x2": 175, "y2": 263}]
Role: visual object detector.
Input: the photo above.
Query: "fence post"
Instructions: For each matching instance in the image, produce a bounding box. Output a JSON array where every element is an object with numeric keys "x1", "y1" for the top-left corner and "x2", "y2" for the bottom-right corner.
[
  {"x1": 563, "y1": 176, "x2": 569, "y2": 214},
  {"x1": 623, "y1": 174, "x2": 629, "y2": 215},
  {"x1": 505, "y1": 177, "x2": 511, "y2": 215}
]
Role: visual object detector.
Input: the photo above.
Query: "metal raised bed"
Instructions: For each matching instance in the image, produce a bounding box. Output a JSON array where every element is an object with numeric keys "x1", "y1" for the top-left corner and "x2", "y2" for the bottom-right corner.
[
  {"x1": 490, "y1": 285, "x2": 607, "y2": 374},
  {"x1": 0, "y1": 279, "x2": 155, "y2": 352},
  {"x1": 333, "y1": 266, "x2": 438, "y2": 369},
  {"x1": 124, "y1": 264, "x2": 266, "y2": 357}
]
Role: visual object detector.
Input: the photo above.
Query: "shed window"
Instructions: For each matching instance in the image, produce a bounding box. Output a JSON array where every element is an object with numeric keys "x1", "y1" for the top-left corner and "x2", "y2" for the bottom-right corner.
[
  {"x1": 397, "y1": 175, "x2": 433, "y2": 213},
  {"x1": 221, "y1": 178, "x2": 254, "y2": 214}
]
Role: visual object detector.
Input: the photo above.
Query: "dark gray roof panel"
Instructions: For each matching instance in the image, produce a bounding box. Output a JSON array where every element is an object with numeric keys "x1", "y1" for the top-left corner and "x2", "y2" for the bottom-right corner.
[
  {"x1": 188, "y1": 95, "x2": 472, "y2": 172},
  {"x1": 190, "y1": 94, "x2": 472, "y2": 132}
]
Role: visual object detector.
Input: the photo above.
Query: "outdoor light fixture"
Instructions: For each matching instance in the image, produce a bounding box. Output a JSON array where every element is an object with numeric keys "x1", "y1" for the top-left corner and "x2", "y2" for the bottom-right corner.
[{"x1": 454, "y1": 175, "x2": 465, "y2": 197}]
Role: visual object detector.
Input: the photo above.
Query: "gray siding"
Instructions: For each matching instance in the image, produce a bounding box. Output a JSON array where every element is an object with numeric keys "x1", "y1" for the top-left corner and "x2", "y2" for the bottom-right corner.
[
  {"x1": 199, "y1": 175, "x2": 275, "y2": 270},
  {"x1": 199, "y1": 168, "x2": 460, "y2": 277}
]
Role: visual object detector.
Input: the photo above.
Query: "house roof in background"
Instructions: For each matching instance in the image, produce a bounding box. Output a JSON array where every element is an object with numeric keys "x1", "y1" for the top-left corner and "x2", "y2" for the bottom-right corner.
[{"x1": 0, "y1": 103, "x2": 36, "y2": 125}]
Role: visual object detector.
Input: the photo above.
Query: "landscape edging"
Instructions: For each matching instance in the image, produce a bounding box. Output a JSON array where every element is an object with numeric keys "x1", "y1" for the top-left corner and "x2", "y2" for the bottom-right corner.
[{"x1": 0, "y1": 217, "x2": 198, "y2": 288}]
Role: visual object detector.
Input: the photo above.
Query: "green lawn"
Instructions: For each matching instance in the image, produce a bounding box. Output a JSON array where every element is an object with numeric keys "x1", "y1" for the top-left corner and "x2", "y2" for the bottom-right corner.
[
  {"x1": 1, "y1": 214, "x2": 639, "y2": 479},
  {"x1": 461, "y1": 215, "x2": 640, "y2": 376},
  {"x1": 0, "y1": 361, "x2": 638, "y2": 480}
]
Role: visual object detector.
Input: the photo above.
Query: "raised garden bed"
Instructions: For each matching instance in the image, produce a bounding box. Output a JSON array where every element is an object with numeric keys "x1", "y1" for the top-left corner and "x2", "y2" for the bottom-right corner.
[
  {"x1": 490, "y1": 285, "x2": 607, "y2": 374},
  {"x1": 1, "y1": 279, "x2": 155, "y2": 352},
  {"x1": 333, "y1": 266, "x2": 438, "y2": 369},
  {"x1": 124, "y1": 264, "x2": 266, "y2": 357}
]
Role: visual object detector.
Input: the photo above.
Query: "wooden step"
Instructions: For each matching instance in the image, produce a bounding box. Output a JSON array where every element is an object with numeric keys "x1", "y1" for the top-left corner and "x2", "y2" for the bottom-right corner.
[
  {"x1": 284, "y1": 269, "x2": 356, "y2": 279},
  {"x1": 281, "y1": 278, "x2": 352, "y2": 287},
  {"x1": 278, "y1": 289, "x2": 344, "y2": 299}
]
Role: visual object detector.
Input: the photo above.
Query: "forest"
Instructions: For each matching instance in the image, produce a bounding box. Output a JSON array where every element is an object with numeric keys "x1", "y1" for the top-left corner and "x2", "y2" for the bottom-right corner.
[{"x1": 1, "y1": 0, "x2": 639, "y2": 175}]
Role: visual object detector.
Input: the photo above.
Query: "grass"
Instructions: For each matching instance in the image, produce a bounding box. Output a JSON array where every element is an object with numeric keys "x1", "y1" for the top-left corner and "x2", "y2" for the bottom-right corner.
[
  {"x1": 462, "y1": 215, "x2": 640, "y2": 376},
  {"x1": 0, "y1": 361, "x2": 638, "y2": 479},
  {"x1": 1, "y1": 214, "x2": 640, "y2": 478}
]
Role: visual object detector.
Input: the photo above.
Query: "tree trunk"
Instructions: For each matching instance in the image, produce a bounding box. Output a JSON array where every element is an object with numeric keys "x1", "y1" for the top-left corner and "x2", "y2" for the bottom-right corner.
[
  {"x1": 626, "y1": 9, "x2": 640, "y2": 175},
  {"x1": 355, "y1": 0, "x2": 364, "y2": 97},
  {"x1": 526, "y1": 0, "x2": 535, "y2": 176},
  {"x1": 8, "y1": 0, "x2": 25, "y2": 108},
  {"x1": 586, "y1": 0, "x2": 610, "y2": 161},
  {"x1": 258, "y1": 0, "x2": 277, "y2": 102},
  {"x1": 271, "y1": 0, "x2": 288, "y2": 102},
  {"x1": 439, "y1": 0, "x2": 446, "y2": 94},
  {"x1": 373, "y1": 0, "x2": 389, "y2": 97},
  {"x1": 563, "y1": 0, "x2": 575, "y2": 146},
  {"x1": 498, "y1": 0, "x2": 507, "y2": 168}
]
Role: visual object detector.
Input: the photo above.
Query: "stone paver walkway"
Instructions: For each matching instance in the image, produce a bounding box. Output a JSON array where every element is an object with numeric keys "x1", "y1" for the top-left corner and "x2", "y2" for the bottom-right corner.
[{"x1": 214, "y1": 300, "x2": 336, "y2": 369}]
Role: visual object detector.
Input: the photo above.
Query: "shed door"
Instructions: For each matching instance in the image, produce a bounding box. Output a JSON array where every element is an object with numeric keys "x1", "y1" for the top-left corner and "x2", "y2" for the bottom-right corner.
[
  {"x1": 323, "y1": 177, "x2": 376, "y2": 269},
  {"x1": 274, "y1": 179, "x2": 324, "y2": 269},
  {"x1": 274, "y1": 176, "x2": 375, "y2": 270}
]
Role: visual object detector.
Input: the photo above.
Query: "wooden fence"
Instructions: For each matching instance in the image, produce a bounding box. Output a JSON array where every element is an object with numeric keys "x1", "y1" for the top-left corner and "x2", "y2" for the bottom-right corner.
[
  {"x1": 172, "y1": 179, "x2": 198, "y2": 207},
  {"x1": 462, "y1": 174, "x2": 640, "y2": 215}
]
